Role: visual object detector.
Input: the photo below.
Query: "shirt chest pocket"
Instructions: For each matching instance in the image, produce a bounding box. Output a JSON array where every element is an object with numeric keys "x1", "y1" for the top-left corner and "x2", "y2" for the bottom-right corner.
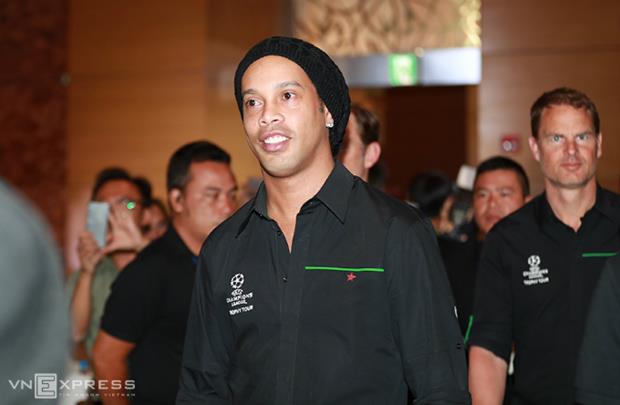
[{"x1": 302, "y1": 266, "x2": 389, "y2": 326}]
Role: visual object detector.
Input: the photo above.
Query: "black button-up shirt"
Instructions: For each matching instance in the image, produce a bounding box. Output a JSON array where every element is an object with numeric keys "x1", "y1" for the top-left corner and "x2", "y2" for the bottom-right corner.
[
  {"x1": 470, "y1": 186, "x2": 620, "y2": 405},
  {"x1": 177, "y1": 162, "x2": 469, "y2": 405}
]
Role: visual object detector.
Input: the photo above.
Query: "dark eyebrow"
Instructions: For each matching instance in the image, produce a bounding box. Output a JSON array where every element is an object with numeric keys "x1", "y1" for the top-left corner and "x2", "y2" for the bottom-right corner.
[
  {"x1": 241, "y1": 81, "x2": 302, "y2": 98},
  {"x1": 241, "y1": 89, "x2": 257, "y2": 98},
  {"x1": 275, "y1": 81, "x2": 303, "y2": 90}
]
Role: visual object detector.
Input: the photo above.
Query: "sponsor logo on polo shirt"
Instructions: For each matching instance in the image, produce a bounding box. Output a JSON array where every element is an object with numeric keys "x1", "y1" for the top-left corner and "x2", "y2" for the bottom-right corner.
[
  {"x1": 523, "y1": 255, "x2": 549, "y2": 286},
  {"x1": 227, "y1": 273, "x2": 255, "y2": 316}
]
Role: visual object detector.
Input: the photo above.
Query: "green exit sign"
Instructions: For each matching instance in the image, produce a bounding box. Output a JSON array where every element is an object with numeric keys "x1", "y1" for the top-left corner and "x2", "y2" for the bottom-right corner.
[{"x1": 388, "y1": 54, "x2": 418, "y2": 86}]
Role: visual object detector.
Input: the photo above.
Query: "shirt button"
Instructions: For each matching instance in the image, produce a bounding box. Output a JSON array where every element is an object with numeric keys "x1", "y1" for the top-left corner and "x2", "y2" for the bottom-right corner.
[{"x1": 282, "y1": 275, "x2": 288, "y2": 282}]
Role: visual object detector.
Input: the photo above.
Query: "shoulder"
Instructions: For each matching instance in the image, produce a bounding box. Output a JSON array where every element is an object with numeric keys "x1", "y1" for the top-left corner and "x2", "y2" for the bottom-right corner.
[
  {"x1": 353, "y1": 180, "x2": 428, "y2": 229},
  {"x1": 113, "y1": 233, "x2": 177, "y2": 285},
  {"x1": 348, "y1": 183, "x2": 440, "y2": 257},
  {"x1": 599, "y1": 186, "x2": 620, "y2": 204},
  {"x1": 205, "y1": 199, "x2": 254, "y2": 248},
  {"x1": 489, "y1": 193, "x2": 542, "y2": 237}
]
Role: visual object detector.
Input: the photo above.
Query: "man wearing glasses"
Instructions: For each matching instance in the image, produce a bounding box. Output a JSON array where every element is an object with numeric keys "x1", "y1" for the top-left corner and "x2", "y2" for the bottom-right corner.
[{"x1": 68, "y1": 167, "x2": 149, "y2": 356}]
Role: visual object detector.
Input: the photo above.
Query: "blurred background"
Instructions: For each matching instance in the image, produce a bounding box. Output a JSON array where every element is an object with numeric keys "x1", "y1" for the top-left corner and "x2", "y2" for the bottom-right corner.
[{"x1": 1, "y1": 0, "x2": 619, "y2": 273}]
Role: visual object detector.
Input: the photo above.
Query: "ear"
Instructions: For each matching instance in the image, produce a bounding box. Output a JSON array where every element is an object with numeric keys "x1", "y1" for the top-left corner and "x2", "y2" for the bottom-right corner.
[
  {"x1": 168, "y1": 188, "x2": 184, "y2": 214},
  {"x1": 597, "y1": 132, "x2": 603, "y2": 159},
  {"x1": 528, "y1": 136, "x2": 541, "y2": 162},
  {"x1": 363, "y1": 141, "x2": 382, "y2": 170}
]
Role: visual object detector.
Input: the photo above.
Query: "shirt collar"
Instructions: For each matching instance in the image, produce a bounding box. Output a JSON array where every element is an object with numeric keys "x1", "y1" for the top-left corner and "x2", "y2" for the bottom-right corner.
[
  {"x1": 537, "y1": 183, "x2": 620, "y2": 227},
  {"x1": 592, "y1": 184, "x2": 620, "y2": 223},
  {"x1": 236, "y1": 161, "x2": 355, "y2": 237},
  {"x1": 314, "y1": 161, "x2": 355, "y2": 223},
  {"x1": 164, "y1": 224, "x2": 198, "y2": 260}
]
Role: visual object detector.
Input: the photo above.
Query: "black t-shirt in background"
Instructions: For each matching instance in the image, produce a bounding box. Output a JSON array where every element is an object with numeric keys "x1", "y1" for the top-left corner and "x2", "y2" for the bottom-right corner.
[{"x1": 101, "y1": 226, "x2": 197, "y2": 405}]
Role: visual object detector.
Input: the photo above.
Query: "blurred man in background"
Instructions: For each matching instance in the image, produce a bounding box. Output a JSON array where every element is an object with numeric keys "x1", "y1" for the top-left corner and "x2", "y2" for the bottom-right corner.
[
  {"x1": 440, "y1": 156, "x2": 530, "y2": 338},
  {"x1": 338, "y1": 103, "x2": 381, "y2": 182},
  {"x1": 93, "y1": 141, "x2": 237, "y2": 405},
  {"x1": 141, "y1": 198, "x2": 169, "y2": 241},
  {"x1": 0, "y1": 180, "x2": 68, "y2": 405},
  {"x1": 68, "y1": 168, "x2": 149, "y2": 356}
]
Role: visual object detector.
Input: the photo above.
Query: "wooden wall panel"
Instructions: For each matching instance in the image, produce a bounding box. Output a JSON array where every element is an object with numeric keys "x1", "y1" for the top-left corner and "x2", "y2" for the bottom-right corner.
[
  {"x1": 383, "y1": 86, "x2": 469, "y2": 197},
  {"x1": 69, "y1": 2, "x2": 208, "y2": 75},
  {"x1": 483, "y1": 0, "x2": 620, "y2": 53},
  {"x1": 66, "y1": 0, "x2": 286, "y2": 269},
  {"x1": 479, "y1": 0, "x2": 620, "y2": 194}
]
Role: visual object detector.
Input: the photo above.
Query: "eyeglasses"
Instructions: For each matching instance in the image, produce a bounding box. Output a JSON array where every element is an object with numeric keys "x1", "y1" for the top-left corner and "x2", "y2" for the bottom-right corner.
[{"x1": 116, "y1": 198, "x2": 141, "y2": 210}]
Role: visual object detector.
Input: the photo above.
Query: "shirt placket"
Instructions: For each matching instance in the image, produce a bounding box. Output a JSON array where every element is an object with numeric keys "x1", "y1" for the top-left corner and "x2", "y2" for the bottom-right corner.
[{"x1": 275, "y1": 203, "x2": 315, "y2": 404}]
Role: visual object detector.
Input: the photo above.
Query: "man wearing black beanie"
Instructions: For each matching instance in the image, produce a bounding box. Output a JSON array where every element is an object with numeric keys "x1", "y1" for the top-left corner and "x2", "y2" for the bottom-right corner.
[{"x1": 178, "y1": 36, "x2": 470, "y2": 405}]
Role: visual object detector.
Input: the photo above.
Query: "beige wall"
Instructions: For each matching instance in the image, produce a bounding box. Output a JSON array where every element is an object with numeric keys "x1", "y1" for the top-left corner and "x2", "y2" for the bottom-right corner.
[{"x1": 479, "y1": 0, "x2": 620, "y2": 194}]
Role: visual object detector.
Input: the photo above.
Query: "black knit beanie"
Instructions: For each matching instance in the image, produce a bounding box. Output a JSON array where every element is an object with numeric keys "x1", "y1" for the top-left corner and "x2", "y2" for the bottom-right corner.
[{"x1": 234, "y1": 36, "x2": 351, "y2": 156}]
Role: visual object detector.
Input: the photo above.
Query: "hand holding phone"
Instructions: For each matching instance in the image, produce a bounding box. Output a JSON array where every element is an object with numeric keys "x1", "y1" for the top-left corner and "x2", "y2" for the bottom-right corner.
[{"x1": 86, "y1": 201, "x2": 109, "y2": 248}]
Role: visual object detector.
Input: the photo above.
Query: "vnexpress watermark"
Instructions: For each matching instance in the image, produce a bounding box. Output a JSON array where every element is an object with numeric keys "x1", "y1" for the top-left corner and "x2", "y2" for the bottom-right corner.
[{"x1": 8, "y1": 374, "x2": 135, "y2": 399}]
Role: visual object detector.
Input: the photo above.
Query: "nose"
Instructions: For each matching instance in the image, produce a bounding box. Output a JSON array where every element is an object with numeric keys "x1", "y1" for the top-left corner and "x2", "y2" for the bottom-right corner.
[
  {"x1": 259, "y1": 102, "x2": 282, "y2": 126},
  {"x1": 565, "y1": 138, "x2": 577, "y2": 155},
  {"x1": 219, "y1": 194, "x2": 237, "y2": 217}
]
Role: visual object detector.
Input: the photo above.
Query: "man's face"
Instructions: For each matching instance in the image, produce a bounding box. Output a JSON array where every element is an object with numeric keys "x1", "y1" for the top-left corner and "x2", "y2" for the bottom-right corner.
[
  {"x1": 473, "y1": 169, "x2": 527, "y2": 236},
  {"x1": 174, "y1": 161, "x2": 237, "y2": 243},
  {"x1": 339, "y1": 114, "x2": 367, "y2": 179},
  {"x1": 240, "y1": 55, "x2": 333, "y2": 179},
  {"x1": 529, "y1": 104, "x2": 601, "y2": 190},
  {"x1": 94, "y1": 179, "x2": 143, "y2": 225}
]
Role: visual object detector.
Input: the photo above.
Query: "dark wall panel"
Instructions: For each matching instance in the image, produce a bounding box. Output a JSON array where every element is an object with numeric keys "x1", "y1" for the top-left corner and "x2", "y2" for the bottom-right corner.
[
  {"x1": 0, "y1": 0, "x2": 68, "y2": 244},
  {"x1": 383, "y1": 86, "x2": 468, "y2": 197}
]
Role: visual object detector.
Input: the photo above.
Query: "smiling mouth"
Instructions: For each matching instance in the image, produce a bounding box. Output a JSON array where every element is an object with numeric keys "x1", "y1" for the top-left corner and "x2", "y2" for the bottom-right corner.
[
  {"x1": 263, "y1": 135, "x2": 288, "y2": 145},
  {"x1": 260, "y1": 134, "x2": 290, "y2": 152}
]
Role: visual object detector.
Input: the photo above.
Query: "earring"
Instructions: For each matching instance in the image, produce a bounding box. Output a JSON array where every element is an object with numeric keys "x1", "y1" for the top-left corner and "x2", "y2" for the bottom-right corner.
[{"x1": 326, "y1": 121, "x2": 334, "y2": 128}]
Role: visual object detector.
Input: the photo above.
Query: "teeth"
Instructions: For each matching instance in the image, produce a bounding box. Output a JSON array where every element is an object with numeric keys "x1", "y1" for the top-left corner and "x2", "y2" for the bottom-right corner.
[{"x1": 264, "y1": 135, "x2": 287, "y2": 145}]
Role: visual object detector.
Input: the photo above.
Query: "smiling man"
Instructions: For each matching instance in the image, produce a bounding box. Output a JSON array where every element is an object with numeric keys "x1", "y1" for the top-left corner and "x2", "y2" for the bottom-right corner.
[
  {"x1": 468, "y1": 88, "x2": 620, "y2": 405},
  {"x1": 177, "y1": 36, "x2": 469, "y2": 405}
]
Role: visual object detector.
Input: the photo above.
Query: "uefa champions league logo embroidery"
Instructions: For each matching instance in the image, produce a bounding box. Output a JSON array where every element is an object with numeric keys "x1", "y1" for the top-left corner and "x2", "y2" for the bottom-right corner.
[
  {"x1": 523, "y1": 255, "x2": 550, "y2": 286},
  {"x1": 226, "y1": 273, "x2": 255, "y2": 316},
  {"x1": 230, "y1": 273, "x2": 245, "y2": 289}
]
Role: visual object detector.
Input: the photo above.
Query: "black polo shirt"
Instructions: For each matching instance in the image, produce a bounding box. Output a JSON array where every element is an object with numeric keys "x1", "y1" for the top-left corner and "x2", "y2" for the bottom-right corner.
[
  {"x1": 178, "y1": 162, "x2": 469, "y2": 405},
  {"x1": 470, "y1": 186, "x2": 620, "y2": 405},
  {"x1": 575, "y1": 254, "x2": 620, "y2": 405},
  {"x1": 101, "y1": 226, "x2": 197, "y2": 405}
]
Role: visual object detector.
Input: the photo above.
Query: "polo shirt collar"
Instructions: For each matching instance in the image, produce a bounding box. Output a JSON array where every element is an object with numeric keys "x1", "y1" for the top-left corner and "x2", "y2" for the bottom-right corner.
[
  {"x1": 591, "y1": 184, "x2": 620, "y2": 224},
  {"x1": 537, "y1": 183, "x2": 620, "y2": 228},
  {"x1": 236, "y1": 161, "x2": 355, "y2": 236},
  {"x1": 165, "y1": 224, "x2": 197, "y2": 260}
]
